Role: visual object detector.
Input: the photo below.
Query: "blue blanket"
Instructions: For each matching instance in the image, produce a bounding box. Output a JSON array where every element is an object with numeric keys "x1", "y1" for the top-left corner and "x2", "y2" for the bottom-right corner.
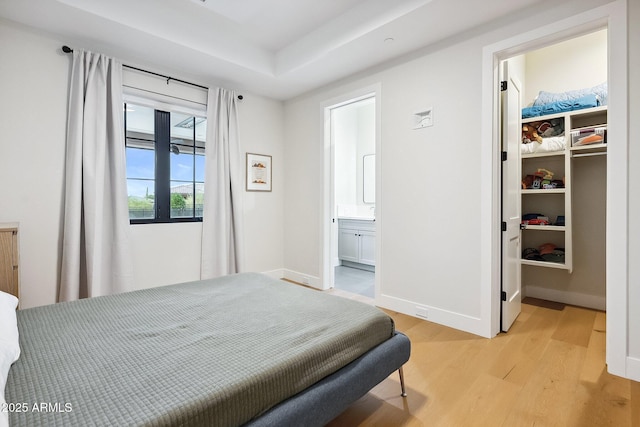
[{"x1": 522, "y1": 94, "x2": 599, "y2": 119}]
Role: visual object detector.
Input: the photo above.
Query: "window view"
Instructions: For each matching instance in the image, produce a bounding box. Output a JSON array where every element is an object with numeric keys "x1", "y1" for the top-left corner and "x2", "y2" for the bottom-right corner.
[
  {"x1": 125, "y1": 104, "x2": 156, "y2": 220},
  {"x1": 169, "y1": 112, "x2": 206, "y2": 219},
  {"x1": 125, "y1": 103, "x2": 206, "y2": 223}
]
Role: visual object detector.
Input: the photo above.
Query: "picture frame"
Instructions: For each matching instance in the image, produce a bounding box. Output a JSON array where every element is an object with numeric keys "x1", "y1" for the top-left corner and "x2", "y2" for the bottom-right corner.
[{"x1": 246, "y1": 153, "x2": 272, "y2": 192}]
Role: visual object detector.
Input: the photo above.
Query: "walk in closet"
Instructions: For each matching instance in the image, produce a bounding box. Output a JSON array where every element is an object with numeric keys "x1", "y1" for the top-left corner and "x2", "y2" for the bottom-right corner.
[{"x1": 515, "y1": 29, "x2": 608, "y2": 311}]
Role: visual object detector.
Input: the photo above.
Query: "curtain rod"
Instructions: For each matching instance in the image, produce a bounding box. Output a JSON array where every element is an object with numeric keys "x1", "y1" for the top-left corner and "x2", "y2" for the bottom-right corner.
[{"x1": 61, "y1": 45, "x2": 243, "y2": 100}]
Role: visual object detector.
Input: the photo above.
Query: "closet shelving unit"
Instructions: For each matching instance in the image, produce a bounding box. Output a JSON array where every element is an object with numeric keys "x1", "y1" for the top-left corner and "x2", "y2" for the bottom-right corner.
[{"x1": 520, "y1": 105, "x2": 607, "y2": 272}]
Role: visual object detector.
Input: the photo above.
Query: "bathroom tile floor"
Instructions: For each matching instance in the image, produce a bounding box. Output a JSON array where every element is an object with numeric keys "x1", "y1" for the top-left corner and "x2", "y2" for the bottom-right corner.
[{"x1": 333, "y1": 266, "x2": 375, "y2": 299}]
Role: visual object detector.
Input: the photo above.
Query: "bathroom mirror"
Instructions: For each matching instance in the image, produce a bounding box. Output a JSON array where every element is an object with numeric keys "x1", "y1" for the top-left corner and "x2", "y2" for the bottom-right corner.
[{"x1": 363, "y1": 154, "x2": 375, "y2": 203}]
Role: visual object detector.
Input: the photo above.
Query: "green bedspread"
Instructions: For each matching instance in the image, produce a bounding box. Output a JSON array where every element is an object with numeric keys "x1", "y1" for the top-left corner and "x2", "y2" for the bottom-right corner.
[{"x1": 5, "y1": 273, "x2": 394, "y2": 427}]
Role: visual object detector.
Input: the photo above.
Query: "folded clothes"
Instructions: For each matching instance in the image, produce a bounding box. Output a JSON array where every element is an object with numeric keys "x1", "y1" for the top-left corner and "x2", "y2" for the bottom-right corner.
[
  {"x1": 522, "y1": 246, "x2": 565, "y2": 263},
  {"x1": 534, "y1": 83, "x2": 607, "y2": 106},
  {"x1": 522, "y1": 94, "x2": 599, "y2": 119},
  {"x1": 541, "y1": 250, "x2": 565, "y2": 263}
]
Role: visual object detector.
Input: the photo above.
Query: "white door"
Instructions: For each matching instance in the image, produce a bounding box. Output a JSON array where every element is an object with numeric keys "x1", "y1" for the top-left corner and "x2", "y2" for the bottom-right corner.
[{"x1": 501, "y1": 62, "x2": 522, "y2": 332}]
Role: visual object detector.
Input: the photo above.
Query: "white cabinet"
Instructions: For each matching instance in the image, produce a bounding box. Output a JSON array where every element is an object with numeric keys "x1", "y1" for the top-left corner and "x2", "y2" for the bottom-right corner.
[
  {"x1": 358, "y1": 231, "x2": 376, "y2": 265},
  {"x1": 338, "y1": 219, "x2": 375, "y2": 267},
  {"x1": 338, "y1": 228, "x2": 359, "y2": 263},
  {"x1": 520, "y1": 106, "x2": 607, "y2": 272}
]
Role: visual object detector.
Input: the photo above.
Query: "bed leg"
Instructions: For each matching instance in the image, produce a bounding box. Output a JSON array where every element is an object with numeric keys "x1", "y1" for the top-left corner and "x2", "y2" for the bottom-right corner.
[{"x1": 398, "y1": 366, "x2": 407, "y2": 397}]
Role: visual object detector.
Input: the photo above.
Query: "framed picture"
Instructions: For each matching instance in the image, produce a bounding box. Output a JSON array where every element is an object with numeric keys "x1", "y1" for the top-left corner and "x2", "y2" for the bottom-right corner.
[{"x1": 246, "y1": 153, "x2": 272, "y2": 192}]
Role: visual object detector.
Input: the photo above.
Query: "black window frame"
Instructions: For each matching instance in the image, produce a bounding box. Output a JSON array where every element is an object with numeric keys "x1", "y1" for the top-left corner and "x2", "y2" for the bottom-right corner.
[{"x1": 125, "y1": 103, "x2": 205, "y2": 225}]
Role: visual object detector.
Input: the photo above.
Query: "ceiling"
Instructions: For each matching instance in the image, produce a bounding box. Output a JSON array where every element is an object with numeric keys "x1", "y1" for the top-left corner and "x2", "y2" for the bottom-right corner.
[{"x1": 0, "y1": 0, "x2": 545, "y2": 100}]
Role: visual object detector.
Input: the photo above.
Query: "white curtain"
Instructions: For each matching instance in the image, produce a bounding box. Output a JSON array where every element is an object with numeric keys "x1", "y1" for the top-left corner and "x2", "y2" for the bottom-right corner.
[
  {"x1": 59, "y1": 50, "x2": 134, "y2": 301},
  {"x1": 201, "y1": 88, "x2": 244, "y2": 278}
]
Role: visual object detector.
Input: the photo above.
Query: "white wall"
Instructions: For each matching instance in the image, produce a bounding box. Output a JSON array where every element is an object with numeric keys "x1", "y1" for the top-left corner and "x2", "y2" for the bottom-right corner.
[
  {"x1": 239, "y1": 94, "x2": 285, "y2": 275},
  {"x1": 333, "y1": 98, "x2": 375, "y2": 217},
  {"x1": 0, "y1": 21, "x2": 68, "y2": 308},
  {"x1": 356, "y1": 101, "x2": 375, "y2": 208},
  {"x1": 285, "y1": 32, "x2": 486, "y2": 330},
  {"x1": 523, "y1": 29, "x2": 608, "y2": 106},
  {"x1": 282, "y1": 0, "x2": 621, "y2": 337},
  {"x1": 333, "y1": 106, "x2": 358, "y2": 207},
  {"x1": 0, "y1": 20, "x2": 285, "y2": 307}
]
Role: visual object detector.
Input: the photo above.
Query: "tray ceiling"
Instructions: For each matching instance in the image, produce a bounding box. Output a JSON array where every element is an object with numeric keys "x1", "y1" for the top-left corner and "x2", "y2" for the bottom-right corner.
[{"x1": 0, "y1": 0, "x2": 544, "y2": 99}]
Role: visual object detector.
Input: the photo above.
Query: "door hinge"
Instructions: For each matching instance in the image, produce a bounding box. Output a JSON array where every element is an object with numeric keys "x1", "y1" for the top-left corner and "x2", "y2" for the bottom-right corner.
[
  {"x1": 501, "y1": 221, "x2": 507, "y2": 232},
  {"x1": 501, "y1": 151, "x2": 507, "y2": 161},
  {"x1": 501, "y1": 291, "x2": 507, "y2": 301},
  {"x1": 500, "y1": 81, "x2": 507, "y2": 91}
]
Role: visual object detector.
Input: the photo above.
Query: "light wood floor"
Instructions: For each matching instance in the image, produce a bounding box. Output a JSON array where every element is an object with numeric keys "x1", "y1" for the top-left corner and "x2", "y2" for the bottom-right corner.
[{"x1": 326, "y1": 298, "x2": 640, "y2": 427}]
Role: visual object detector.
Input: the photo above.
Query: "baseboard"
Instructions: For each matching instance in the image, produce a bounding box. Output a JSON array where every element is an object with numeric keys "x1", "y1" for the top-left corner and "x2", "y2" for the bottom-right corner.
[
  {"x1": 279, "y1": 269, "x2": 322, "y2": 289},
  {"x1": 340, "y1": 260, "x2": 375, "y2": 272},
  {"x1": 261, "y1": 269, "x2": 285, "y2": 280},
  {"x1": 524, "y1": 285, "x2": 606, "y2": 311},
  {"x1": 376, "y1": 294, "x2": 489, "y2": 338},
  {"x1": 625, "y1": 356, "x2": 640, "y2": 382}
]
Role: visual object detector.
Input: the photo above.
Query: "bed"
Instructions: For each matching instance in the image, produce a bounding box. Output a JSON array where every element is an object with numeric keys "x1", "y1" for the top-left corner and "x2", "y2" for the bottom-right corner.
[{"x1": 2, "y1": 273, "x2": 410, "y2": 427}]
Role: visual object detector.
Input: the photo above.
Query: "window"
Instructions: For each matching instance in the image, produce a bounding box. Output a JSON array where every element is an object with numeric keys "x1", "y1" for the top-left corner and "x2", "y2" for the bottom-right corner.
[{"x1": 124, "y1": 103, "x2": 206, "y2": 223}]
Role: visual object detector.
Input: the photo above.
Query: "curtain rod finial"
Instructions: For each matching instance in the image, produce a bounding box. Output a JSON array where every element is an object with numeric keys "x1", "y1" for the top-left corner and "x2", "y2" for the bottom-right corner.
[
  {"x1": 237, "y1": 95, "x2": 244, "y2": 100},
  {"x1": 62, "y1": 45, "x2": 73, "y2": 53}
]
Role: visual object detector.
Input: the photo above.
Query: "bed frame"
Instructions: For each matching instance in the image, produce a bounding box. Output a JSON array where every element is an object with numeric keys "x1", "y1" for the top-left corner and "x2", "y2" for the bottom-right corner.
[{"x1": 247, "y1": 332, "x2": 411, "y2": 427}]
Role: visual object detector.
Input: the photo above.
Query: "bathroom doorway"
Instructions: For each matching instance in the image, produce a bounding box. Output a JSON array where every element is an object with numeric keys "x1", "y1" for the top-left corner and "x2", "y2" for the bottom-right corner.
[{"x1": 322, "y1": 87, "x2": 379, "y2": 300}]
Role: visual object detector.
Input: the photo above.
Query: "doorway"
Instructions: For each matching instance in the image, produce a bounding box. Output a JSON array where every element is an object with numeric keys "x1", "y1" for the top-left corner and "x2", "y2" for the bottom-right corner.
[
  {"x1": 500, "y1": 29, "x2": 609, "y2": 332},
  {"x1": 332, "y1": 96, "x2": 375, "y2": 298},
  {"x1": 483, "y1": 2, "x2": 629, "y2": 377},
  {"x1": 322, "y1": 85, "x2": 380, "y2": 299}
]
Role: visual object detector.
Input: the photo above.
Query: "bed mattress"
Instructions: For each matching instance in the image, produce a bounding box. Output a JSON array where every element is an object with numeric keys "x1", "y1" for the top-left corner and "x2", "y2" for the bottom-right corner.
[{"x1": 6, "y1": 273, "x2": 394, "y2": 427}]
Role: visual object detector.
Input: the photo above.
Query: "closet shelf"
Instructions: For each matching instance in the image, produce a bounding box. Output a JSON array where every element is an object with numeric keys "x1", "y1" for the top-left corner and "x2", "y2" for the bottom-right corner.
[
  {"x1": 521, "y1": 259, "x2": 570, "y2": 270},
  {"x1": 522, "y1": 225, "x2": 565, "y2": 231},
  {"x1": 519, "y1": 105, "x2": 607, "y2": 274},
  {"x1": 521, "y1": 189, "x2": 565, "y2": 195},
  {"x1": 570, "y1": 143, "x2": 607, "y2": 157},
  {"x1": 571, "y1": 124, "x2": 607, "y2": 132},
  {"x1": 522, "y1": 151, "x2": 565, "y2": 159},
  {"x1": 571, "y1": 143, "x2": 607, "y2": 151}
]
